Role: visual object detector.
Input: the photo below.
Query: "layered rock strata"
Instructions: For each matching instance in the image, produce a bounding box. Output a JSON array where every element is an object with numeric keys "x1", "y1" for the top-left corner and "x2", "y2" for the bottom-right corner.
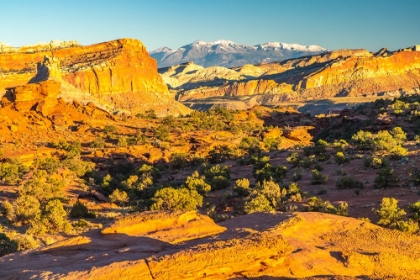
[
  {"x1": 160, "y1": 47, "x2": 420, "y2": 106},
  {"x1": 0, "y1": 39, "x2": 190, "y2": 116}
]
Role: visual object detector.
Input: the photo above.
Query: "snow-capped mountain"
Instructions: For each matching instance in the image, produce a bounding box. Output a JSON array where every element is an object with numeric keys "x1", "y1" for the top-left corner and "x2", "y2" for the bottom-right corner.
[{"x1": 150, "y1": 40, "x2": 326, "y2": 68}]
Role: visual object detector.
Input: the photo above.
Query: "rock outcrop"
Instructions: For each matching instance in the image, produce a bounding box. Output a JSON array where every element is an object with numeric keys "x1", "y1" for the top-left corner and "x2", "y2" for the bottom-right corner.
[
  {"x1": 0, "y1": 39, "x2": 190, "y2": 116},
  {"x1": 160, "y1": 47, "x2": 420, "y2": 109},
  {"x1": 2, "y1": 211, "x2": 420, "y2": 279}
]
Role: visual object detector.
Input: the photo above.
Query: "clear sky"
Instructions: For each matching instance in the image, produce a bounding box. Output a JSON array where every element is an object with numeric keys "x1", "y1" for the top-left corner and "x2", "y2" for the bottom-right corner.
[{"x1": 1, "y1": 0, "x2": 419, "y2": 52}]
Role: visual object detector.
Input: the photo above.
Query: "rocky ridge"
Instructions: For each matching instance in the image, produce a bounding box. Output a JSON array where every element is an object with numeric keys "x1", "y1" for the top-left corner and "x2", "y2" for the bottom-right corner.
[
  {"x1": 160, "y1": 47, "x2": 420, "y2": 110},
  {"x1": 2, "y1": 211, "x2": 420, "y2": 279},
  {"x1": 151, "y1": 39, "x2": 326, "y2": 68},
  {"x1": 0, "y1": 38, "x2": 190, "y2": 116}
]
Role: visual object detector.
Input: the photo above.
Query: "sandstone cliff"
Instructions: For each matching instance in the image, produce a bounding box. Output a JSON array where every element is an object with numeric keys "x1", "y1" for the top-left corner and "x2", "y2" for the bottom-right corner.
[
  {"x1": 0, "y1": 39, "x2": 190, "y2": 116},
  {"x1": 161, "y1": 47, "x2": 420, "y2": 107}
]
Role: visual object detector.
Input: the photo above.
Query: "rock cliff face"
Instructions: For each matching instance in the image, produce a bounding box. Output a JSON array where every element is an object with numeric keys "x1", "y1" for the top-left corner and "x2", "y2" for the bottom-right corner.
[
  {"x1": 0, "y1": 39, "x2": 190, "y2": 116},
  {"x1": 161, "y1": 47, "x2": 420, "y2": 107}
]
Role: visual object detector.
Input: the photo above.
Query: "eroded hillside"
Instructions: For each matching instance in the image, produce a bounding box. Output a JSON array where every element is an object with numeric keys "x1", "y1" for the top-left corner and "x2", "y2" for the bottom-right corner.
[
  {"x1": 160, "y1": 46, "x2": 420, "y2": 110},
  {"x1": 0, "y1": 39, "x2": 190, "y2": 116}
]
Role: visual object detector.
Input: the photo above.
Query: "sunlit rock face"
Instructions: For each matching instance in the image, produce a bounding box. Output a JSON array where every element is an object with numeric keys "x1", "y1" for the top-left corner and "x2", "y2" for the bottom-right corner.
[
  {"x1": 0, "y1": 39, "x2": 190, "y2": 116},
  {"x1": 160, "y1": 47, "x2": 420, "y2": 105}
]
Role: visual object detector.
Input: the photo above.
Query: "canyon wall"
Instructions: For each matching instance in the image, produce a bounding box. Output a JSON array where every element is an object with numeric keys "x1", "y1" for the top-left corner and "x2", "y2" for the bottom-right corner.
[{"x1": 0, "y1": 39, "x2": 190, "y2": 115}]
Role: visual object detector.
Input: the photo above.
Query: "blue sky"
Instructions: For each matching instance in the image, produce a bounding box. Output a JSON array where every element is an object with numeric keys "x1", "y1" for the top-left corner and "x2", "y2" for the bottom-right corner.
[{"x1": 1, "y1": 0, "x2": 419, "y2": 52}]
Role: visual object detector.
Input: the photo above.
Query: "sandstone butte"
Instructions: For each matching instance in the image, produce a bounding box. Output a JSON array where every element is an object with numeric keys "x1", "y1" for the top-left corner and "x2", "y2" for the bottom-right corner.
[
  {"x1": 1, "y1": 211, "x2": 420, "y2": 279},
  {"x1": 161, "y1": 46, "x2": 420, "y2": 105},
  {"x1": 0, "y1": 39, "x2": 190, "y2": 116}
]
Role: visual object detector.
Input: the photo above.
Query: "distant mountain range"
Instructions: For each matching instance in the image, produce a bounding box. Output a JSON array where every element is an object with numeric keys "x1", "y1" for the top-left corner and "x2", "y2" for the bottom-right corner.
[{"x1": 150, "y1": 40, "x2": 326, "y2": 68}]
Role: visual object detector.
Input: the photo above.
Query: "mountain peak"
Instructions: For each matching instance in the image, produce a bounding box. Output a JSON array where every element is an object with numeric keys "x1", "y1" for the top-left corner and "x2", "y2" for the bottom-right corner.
[{"x1": 151, "y1": 39, "x2": 326, "y2": 68}]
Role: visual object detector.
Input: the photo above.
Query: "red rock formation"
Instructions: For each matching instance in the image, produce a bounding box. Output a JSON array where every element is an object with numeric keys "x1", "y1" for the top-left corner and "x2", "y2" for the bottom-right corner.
[
  {"x1": 0, "y1": 39, "x2": 190, "y2": 116},
  {"x1": 166, "y1": 48, "x2": 420, "y2": 103}
]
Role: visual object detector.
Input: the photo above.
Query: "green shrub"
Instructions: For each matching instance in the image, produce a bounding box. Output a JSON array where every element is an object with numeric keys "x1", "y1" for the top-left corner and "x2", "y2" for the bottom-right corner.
[
  {"x1": 109, "y1": 189, "x2": 129, "y2": 205},
  {"x1": 373, "y1": 197, "x2": 406, "y2": 229},
  {"x1": 334, "y1": 152, "x2": 349, "y2": 165},
  {"x1": 311, "y1": 169, "x2": 328, "y2": 185},
  {"x1": 154, "y1": 125, "x2": 170, "y2": 141},
  {"x1": 233, "y1": 178, "x2": 251, "y2": 196},
  {"x1": 170, "y1": 153, "x2": 189, "y2": 170},
  {"x1": 185, "y1": 171, "x2": 211, "y2": 195},
  {"x1": 0, "y1": 159, "x2": 27, "y2": 185},
  {"x1": 254, "y1": 180, "x2": 287, "y2": 209},
  {"x1": 90, "y1": 137, "x2": 106, "y2": 148},
  {"x1": 117, "y1": 136, "x2": 128, "y2": 148},
  {"x1": 207, "y1": 145, "x2": 237, "y2": 163},
  {"x1": 373, "y1": 167, "x2": 398, "y2": 188},
  {"x1": 287, "y1": 152, "x2": 301, "y2": 168},
  {"x1": 336, "y1": 176, "x2": 364, "y2": 189},
  {"x1": 239, "y1": 137, "x2": 262, "y2": 154},
  {"x1": 0, "y1": 233, "x2": 17, "y2": 257},
  {"x1": 70, "y1": 201, "x2": 95, "y2": 218},
  {"x1": 150, "y1": 187, "x2": 203, "y2": 211},
  {"x1": 244, "y1": 194, "x2": 274, "y2": 214},
  {"x1": 306, "y1": 196, "x2": 348, "y2": 216}
]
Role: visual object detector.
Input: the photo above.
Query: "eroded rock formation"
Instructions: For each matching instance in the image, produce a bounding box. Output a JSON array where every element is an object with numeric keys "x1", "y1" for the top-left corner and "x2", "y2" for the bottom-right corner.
[
  {"x1": 160, "y1": 47, "x2": 420, "y2": 108},
  {"x1": 2, "y1": 211, "x2": 420, "y2": 279},
  {"x1": 0, "y1": 39, "x2": 190, "y2": 116}
]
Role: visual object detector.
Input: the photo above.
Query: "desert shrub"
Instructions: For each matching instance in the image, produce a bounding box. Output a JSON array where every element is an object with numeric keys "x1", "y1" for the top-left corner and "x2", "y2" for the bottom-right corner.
[
  {"x1": 103, "y1": 125, "x2": 117, "y2": 135},
  {"x1": 334, "y1": 152, "x2": 349, "y2": 165},
  {"x1": 239, "y1": 137, "x2": 262, "y2": 154},
  {"x1": 150, "y1": 187, "x2": 203, "y2": 211},
  {"x1": 184, "y1": 171, "x2": 211, "y2": 195},
  {"x1": 18, "y1": 171, "x2": 65, "y2": 204},
  {"x1": 33, "y1": 157, "x2": 60, "y2": 174},
  {"x1": 203, "y1": 164, "x2": 231, "y2": 190},
  {"x1": 316, "y1": 187, "x2": 327, "y2": 195},
  {"x1": 70, "y1": 201, "x2": 95, "y2": 218},
  {"x1": 389, "y1": 145, "x2": 408, "y2": 160},
  {"x1": 0, "y1": 159, "x2": 27, "y2": 185},
  {"x1": 117, "y1": 136, "x2": 128, "y2": 148},
  {"x1": 301, "y1": 156, "x2": 315, "y2": 169},
  {"x1": 154, "y1": 125, "x2": 170, "y2": 141},
  {"x1": 332, "y1": 139, "x2": 349, "y2": 152},
  {"x1": 306, "y1": 196, "x2": 348, "y2": 216},
  {"x1": 253, "y1": 163, "x2": 287, "y2": 184},
  {"x1": 109, "y1": 189, "x2": 129, "y2": 206},
  {"x1": 408, "y1": 201, "x2": 420, "y2": 220},
  {"x1": 62, "y1": 158, "x2": 95, "y2": 177},
  {"x1": 336, "y1": 176, "x2": 364, "y2": 189},
  {"x1": 311, "y1": 169, "x2": 328, "y2": 184},
  {"x1": 144, "y1": 109, "x2": 157, "y2": 119},
  {"x1": 292, "y1": 168, "x2": 303, "y2": 181},
  {"x1": 287, "y1": 152, "x2": 301, "y2": 168},
  {"x1": 373, "y1": 197, "x2": 406, "y2": 229},
  {"x1": 244, "y1": 194, "x2": 273, "y2": 214},
  {"x1": 12, "y1": 196, "x2": 41, "y2": 225},
  {"x1": 288, "y1": 182, "x2": 302, "y2": 201},
  {"x1": 90, "y1": 137, "x2": 106, "y2": 148},
  {"x1": 253, "y1": 180, "x2": 287, "y2": 209},
  {"x1": 363, "y1": 156, "x2": 388, "y2": 169},
  {"x1": 37, "y1": 199, "x2": 72, "y2": 234},
  {"x1": 233, "y1": 178, "x2": 251, "y2": 196},
  {"x1": 351, "y1": 130, "x2": 374, "y2": 150},
  {"x1": 138, "y1": 164, "x2": 161, "y2": 181},
  {"x1": 263, "y1": 136, "x2": 282, "y2": 151},
  {"x1": 207, "y1": 145, "x2": 237, "y2": 163},
  {"x1": 395, "y1": 220, "x2": 419, "y2": 234},
  {"x1": 170, "y1": 153, "x2": 190, "y2": 170},
  {"x1": 373, "y1": 167, "x2": 398, "y2": 188},
  {"x1": 390, "y1": 126, "x2": 407, "y2": 144},
  {"x1": 0, "y1": 233, "x2": 17, "y2": 257},
  {"x1": 314, "y1": 163, "x2": 324, "y2": 171}
]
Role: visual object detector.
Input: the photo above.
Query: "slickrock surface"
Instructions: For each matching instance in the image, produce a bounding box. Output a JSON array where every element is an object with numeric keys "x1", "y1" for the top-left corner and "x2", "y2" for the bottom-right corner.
[
  {"x1": 161, "y1": 47, "x2": 420, "y2": 108},
  {"x1": 2, "y1": 211, "x2": 420, "y2": 279},
  {"x1": 0, "y1": 39, "x2": 190, "y2": 116}
]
